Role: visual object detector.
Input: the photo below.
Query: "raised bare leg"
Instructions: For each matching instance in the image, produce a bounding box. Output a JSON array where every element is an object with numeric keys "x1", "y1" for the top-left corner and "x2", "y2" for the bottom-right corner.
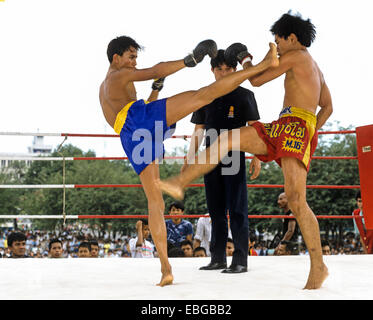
[
  {"x1": 281, "y1": 157, "x2": 328, "y2": 289},
  {"x1": 165, "y1": 43, "x2": 279, "y2": 127},
  {"x1": 158, "y1": 126, "x2": 267, "y2": 200},
  {"x1": 139, "y1": 162, "x2": 173, "y2": 287}
]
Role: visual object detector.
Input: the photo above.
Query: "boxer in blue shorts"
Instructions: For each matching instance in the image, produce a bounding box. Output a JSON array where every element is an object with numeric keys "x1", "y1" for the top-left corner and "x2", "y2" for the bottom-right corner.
[
  {"x1": 99, "y1": 35, "x2": 278, "y2": 286},
  {"x1": 113, "y1": 98, "x2": 176, "y2": 175}
]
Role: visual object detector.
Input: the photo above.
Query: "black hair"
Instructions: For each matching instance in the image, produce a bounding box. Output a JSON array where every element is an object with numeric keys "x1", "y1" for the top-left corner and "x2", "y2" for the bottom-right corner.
[
  {"x1": 249, "y1": 234, "x2": 257, "y2": 243},
  {"x1": 321, "y1": 240, "x2": 330, "y2": 247},
  {"x1": 227, "y1": 237, "x2": 234, "y2": 244},
  {"x1": 90, "y1": 240, "x2": 99, "y2": 247},
  {"x1": 78, "y1": 242, "x2": 91, "y2": 251},
  {"x1": 139, "y1": 219, "x2": 149, "y2": 227},
  {"x1": 356, "y1": 190, "x2": 361, "y2": 200},
  {"x1": 49, "y1": 238, "x2": 63, "y2": 250},
  {"x1": 270, "y1": 11, "x2": 316, "y2": 47},
  {"x1": 107, "y1": 36, "x2": 142, "y2": 63},
  {"x1": 211, "y1": 49, "x2": 237, "y2": 69},
  {"x1": 169, "y1": 201, "x2": 184, "y2": 212},
  {"x1": 168, "y1": 246, "x2": 185, "y2": 257},
  {"x1": 180, "y1": 240, "x2": 193, "y2": 248},
  {"x1": 193, "y1": 246, "x2": 207, "y2": 255},
  {"x1": 7, "y1": 232, "x2": 27, "y2": 247},
  {"x1": 280, "y1": 240, "x2": 299, "y2": 255}
]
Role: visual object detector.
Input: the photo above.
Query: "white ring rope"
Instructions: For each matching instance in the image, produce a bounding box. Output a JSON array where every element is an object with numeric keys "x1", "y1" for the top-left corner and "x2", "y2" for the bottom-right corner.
[
  {"x1": 0, "y1": 215, "x2": 78, "y2": 219},
  {"x1": 0, "y1": 185, "x2": 75, "y2": 189}
]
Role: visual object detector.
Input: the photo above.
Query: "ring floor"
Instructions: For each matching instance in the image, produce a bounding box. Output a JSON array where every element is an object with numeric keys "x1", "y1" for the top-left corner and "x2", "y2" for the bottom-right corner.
[{"x1": 1, "y1": 255, "x2": 372, "y2": 300}]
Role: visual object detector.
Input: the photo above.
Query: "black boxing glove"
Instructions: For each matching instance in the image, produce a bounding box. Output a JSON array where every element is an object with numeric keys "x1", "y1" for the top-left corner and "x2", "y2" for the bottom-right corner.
[
  {"x1": 225, "y1": 43, "x2": 253, "y2": 67},
  {"x1": 184, "y1": 39, "x2": 218, "y2": 67},
  {"x1": 152, "y1": 77, "x2": 165, "y2": 91}
]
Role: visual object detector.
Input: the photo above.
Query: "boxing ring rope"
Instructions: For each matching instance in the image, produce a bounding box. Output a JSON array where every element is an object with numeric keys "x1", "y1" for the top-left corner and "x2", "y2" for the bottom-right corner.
[
  {"x1": 0, "y1": 155, "x2": 358, "y2": 161},
  {"x1": 0, "y1": 214, "x2": 362, "y2": 220},
  {"x1": 0, "y1": 184, "x2": 360, "y2": 189},
  {"x1": 0, "y1": 129, "x2": 360, "y2": 223}
]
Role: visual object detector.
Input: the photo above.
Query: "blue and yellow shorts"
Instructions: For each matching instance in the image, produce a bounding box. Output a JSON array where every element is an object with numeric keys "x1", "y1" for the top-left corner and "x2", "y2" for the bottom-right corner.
[{"x1": 114, "y1": 99, "x2": 176, "y2": 175}]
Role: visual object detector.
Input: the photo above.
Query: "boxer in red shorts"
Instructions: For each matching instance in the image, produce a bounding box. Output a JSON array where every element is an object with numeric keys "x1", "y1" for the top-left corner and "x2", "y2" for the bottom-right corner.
[
  {"x1": 159, "y1": 12, "x2": 333, "y2": 290},
  {"x1": 252, "y1": 106, "x2": 318, "y2": 172}
]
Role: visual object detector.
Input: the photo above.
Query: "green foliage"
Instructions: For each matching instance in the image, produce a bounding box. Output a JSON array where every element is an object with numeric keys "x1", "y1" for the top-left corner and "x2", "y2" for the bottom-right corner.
[{"x1": 0, "y1": 124, "x2": 361, "y2": 241}]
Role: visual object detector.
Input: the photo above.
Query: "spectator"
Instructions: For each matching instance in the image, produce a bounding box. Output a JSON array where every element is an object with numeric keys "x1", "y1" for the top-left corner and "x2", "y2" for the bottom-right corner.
[
  {"x1": 226, "y1": 238, "x2": 234, "y2": 257},
  {"x1": 275, "y1": 192, "x2": 300, "y2": 254},
  {"x1": 168, "y1": 245, "x2": 185, "y2": 257},
  {"x1": 180, "y1": 240, "x2": 194, "y2": 257},
  {"x1": 193, "y1": 246, "x2": 207, "y2": 257},
  {"x1": 90, "y1": 240, "x2": 99, "y2": 258},
  {"x1": 353, "y1": 191, "x2": 373, "y2": 254},
  {"x1": 321, "y1": 240, "x2": 331, "y2": 255},
  {"x1": 249, "y1": 234, "x2": 258, "y2": 256},
  {"x1": 275, "y1": 240, "x2": 291, "y2": 256},
  {"x1": 165, "y1": 201, "x2": 193, "y2": 247},
  {"x1": 77, "y1": 242, "x2": 91, "y2": 258},
  {"x1": 49, "y1": 239, "x2": 63, "y2": 258},
  {"x1": 128, "y1": 219, "x2": 155, "y2": 258},
  {"x1": 7, "y1": 232, "x2": 28, "y2": 258},
  {"x1": 275, "y1": 240, "x2": 299, "y2": 256},
  {"x1": 193, "y1": 213, "x2": 212, "y2": 257}
]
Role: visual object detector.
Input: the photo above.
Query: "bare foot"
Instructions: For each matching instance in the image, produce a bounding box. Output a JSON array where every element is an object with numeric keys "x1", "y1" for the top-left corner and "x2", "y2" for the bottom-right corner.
[
  {"x1": 157, "y1": 273, "x2": 174, "y2": 287},
  {"x1": 156, "y1": 265, "x2": 174, "y2": 287},
  {"x1": 157, "y1": 178, "x2": 185, "y2": 201},
  {"x1": 303, "y1": 263, "x2": 329, "y2": 290},
  {"x1": 263, "y1": 42, "x2": 279, "y2": 68}
]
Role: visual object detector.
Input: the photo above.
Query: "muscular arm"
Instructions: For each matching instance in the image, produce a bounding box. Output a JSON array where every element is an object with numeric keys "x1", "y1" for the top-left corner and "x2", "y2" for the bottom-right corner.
[
  {"x1": 244, "y1": 51, "x2": 294, "y2": 87},
  {"x1": 121, "y1": 60, "x2": 185, "y2": 83},
  {"x1": 316, "y1": 80, "x2": 333, "y2": 131},
  {"x1": 282, "y1": 220, "x2": 296, "y2": 241}
]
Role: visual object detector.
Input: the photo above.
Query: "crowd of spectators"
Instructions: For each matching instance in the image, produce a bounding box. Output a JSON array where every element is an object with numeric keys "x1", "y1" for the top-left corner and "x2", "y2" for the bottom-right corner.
[
  {"x1": 0, "y1": 224, "x2": 365, "y2": 259},
  {"x1": 0, "y1": 193, "x2": 368, "y2": 258},
  {"x1": 0, "y1": 226, "x2": 133, "y2": 258}
]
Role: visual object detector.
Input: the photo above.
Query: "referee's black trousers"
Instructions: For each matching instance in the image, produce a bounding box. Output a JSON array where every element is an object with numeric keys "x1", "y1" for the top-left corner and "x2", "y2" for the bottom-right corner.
[{"x1": 204, "y1": 152, "x2": 248, "y2": 267}]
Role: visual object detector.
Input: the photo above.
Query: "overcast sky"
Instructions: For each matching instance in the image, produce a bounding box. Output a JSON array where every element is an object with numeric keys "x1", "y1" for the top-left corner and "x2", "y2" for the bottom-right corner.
[{"x1": 0, "y1": 0, "x2": 372, "y2": 157}]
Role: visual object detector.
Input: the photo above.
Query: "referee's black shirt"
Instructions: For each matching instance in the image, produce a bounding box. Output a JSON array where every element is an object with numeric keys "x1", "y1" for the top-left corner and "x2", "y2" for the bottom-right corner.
[{"x1": 191, "y1": 86, "x2": 260, "y2": 147}]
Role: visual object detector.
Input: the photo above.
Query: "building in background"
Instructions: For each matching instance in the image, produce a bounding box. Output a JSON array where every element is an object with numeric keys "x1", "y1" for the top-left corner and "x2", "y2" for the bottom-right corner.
[{"x1": 0, "y1": 135, "x2": 52, "y2": 170}]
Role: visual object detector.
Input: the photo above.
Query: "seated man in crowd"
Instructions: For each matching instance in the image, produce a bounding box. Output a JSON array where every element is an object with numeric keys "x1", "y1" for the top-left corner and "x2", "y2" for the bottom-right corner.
[
  {"x1": 49, "y1": 239, "x2": 63, "y2": 258},
  {"x1": 321, "y1": 240, "x2": 331, "y2": 255},
  {"x1": 7, "y1": 232, "x2": 28, "y2": 258},
  {"x1": 275, "y1": 240, "x2": 299, "y2": 256},
  {"x1": 226, "y1": 238, "x2": 234, "y2": 257},
  {"x1": 90, "y1": 240, "x2": 100, "y2": 258},
  {"x1": 166, "y1": 201, "x2": 193, "y2": 247},
  {"x1": 180, "y1": 240, "x2": 194, "y2": 257},
  {"x1": 193, "y1": 246, "x2": 207, "y2": 257},
  {"x1": 77, "y1": 242, "x2": 91, "y2": 258}
]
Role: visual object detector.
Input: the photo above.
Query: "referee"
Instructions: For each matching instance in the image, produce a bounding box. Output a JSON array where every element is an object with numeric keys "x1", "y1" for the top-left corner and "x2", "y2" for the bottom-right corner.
[{"x1": 183, "y1": 49, "x2": 261, "y2": 273}]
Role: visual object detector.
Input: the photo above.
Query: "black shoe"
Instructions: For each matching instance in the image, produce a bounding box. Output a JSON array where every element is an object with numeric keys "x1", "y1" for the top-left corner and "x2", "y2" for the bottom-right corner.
[
  {"x1": 199, "y1": 262, "x2": 227, "y2": 270},
  {"x1": 221, "y1": 264, "x2": 247, "y2": 273}
]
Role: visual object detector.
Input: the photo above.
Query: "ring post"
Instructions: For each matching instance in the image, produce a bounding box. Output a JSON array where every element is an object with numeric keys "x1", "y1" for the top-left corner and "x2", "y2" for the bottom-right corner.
[{"x1": 356, "y1": 124, "x2": 373, "y2": 253}]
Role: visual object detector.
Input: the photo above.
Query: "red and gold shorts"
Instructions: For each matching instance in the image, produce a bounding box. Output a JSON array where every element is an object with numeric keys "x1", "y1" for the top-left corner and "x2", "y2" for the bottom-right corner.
[{"x1": 251, "y1": 106, "x2": 318, "y2": 171}]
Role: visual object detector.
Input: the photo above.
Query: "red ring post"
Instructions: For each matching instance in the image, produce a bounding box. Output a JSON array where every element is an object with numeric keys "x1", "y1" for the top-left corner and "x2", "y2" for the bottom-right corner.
[{"x1": 356, "y1": 124, "x2": 373, "y2": 253}]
